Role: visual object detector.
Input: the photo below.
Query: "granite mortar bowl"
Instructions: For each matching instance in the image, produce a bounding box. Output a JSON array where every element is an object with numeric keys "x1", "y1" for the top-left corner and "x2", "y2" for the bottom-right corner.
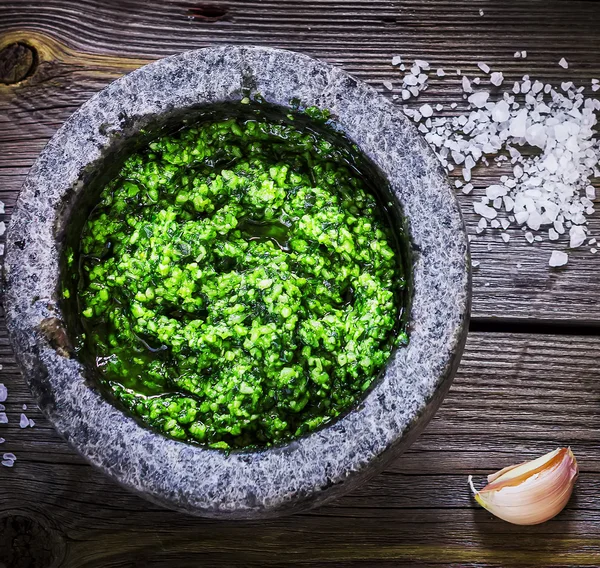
[{"x1": 4, "y1": 46, "x2": 470, "y2": 519}]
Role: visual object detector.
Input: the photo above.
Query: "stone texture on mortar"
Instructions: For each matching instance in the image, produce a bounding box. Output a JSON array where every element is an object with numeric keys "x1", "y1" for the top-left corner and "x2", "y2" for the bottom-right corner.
[{"x1": 4, "y1": 46, "x2": 470, "y2": 519}]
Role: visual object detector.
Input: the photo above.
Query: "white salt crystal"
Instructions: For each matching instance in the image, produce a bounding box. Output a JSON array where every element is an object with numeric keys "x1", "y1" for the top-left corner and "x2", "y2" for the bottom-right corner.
[
  {"x1": 404, "y1": 74, "x2": 418, "y2": 86},
  {"x1": 22, "y1": 404, "x2": 26, "y2": 410},
  {"x1": 515, "y1": 211, "x2": 529, "y2": 225},
  {"x1": 474, "y1": 202, "x2": 498, "y2": 219},
  {"x1": 0, "y1": 438, "x2": 4, "y2": 444},
  {"x1": 415, "y1": 59, "x2": 430, "y2": 69},
  {"x1": 409, "y1": 86, "x2": 420, "y2": 97},
  {"x1": 549, "y1": 250, "x2": 568, "y2": 266},
  {"x1": 0, "y1": 222, "x2": 5, "y2": 237},
  {"x1": 450, "y1": 102, "x2": 458, "y2": 109},
  {"x1": 0, "y1": 413, "x2": 7, "y2": 424},
  {"x1": 501, "y1": 233, "x2": 511, "y2": 243},
  {"x1": 29, "y1": 419, "x2": 35, "y2": 428},
  {"x1": 491, "y1": 219, "x2": 501, "y2": 229},
  {"x1": 462, "y1": 76, "x2": 472, "y2": 93},
  {"x1": 549, "y1": 228, "x2": 559, "y2": 240},
  {"x1": 589, "y1": 238, "x2": 597, "y2": 245},
  {"x1": 509, "y1": 109, "x2": 528, "y2": 137},
  {"x1": 501, "y1": 219, "x2": 510, "y2": 230},
  {"x1": 462, "y1": 183, "x2": 474, "y2": 195},
  {"x1": 383, "y1": 80, "x2": 393, "y2": 91},
  {"x1": 490, "y1": 72, "x2": 504, "y2": 86},
  {"x1": 514, "y1": 52, "x2": 521, "y2": 59},
  {"x1": 0, "y1": 384, "x2": 6, "y2": 403},
  {"x1": 569, "y1": 225, "x2": 586, "y2": 248},
  {"x1": 479, "y1": 8, "x2": 484, "y2": 16},
  {"x1": 491, "y1": 100, "x2": 510, "y2": 122},
  {"x1": 592, "y1": 248, "x2": 598, "y2": 254},
  {"x1": 486, "y1": 185, "x2": 508, "y2": 199},
  {"x1": 0, "y1": 202, "x2": 4, "y2": 214},
  {"x1": 521, "y1": 51, "x2": 527, "y2": 59},
  {"x1": 436, "y1": 68, "x2": 446, "y2": 77},
  {"x1": 20, "y1": 414, "x2": 29, "y2": 428},
  {"x1": 525, "y1": 232, "x2": 535, "y2": 244},
  {"x1": 435, "y1": 104, "x2": 443, "y2": 111},
  {"x1": 592, "y1": 84, "x2": 600, "y2": 92},
  {"x1": 477, "y1": 62, "x2": 490, "y2": 74},
  {"x1": 525, "y1": 123, "x2": 547, "y2": 149},
  {"x1": 473, "y1": 77, "x2": 481, "y2": 85},
  {"x1": 401, "y1": 89, "x2": 411, "y2": 100},
  {"x1": 419, "y1": 104, "x2": 434, "y2": 118},
  {"x1": 558, "y1": 57, "x2": 569, "y2": 69},
  {"x1": 585, "y1": 186, "x2": 596, "y2": 199},
  {"x1": 392, "y1": 55, "x2": 402, "y2": 66},
  {"x1": 468, "y1": 91, "x2": 489, "y2": 108}
]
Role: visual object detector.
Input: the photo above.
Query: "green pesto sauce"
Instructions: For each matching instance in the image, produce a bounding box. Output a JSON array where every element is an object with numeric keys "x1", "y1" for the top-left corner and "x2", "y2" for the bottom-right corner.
[{"x1": 76, "y1": 112, "x2": 407, "y2": 450}]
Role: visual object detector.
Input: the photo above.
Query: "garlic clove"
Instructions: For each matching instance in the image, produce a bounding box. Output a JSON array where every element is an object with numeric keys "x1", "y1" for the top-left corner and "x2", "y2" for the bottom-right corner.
[{"x1": 468, "y1": 447, "x2": 578, "y2": 525}]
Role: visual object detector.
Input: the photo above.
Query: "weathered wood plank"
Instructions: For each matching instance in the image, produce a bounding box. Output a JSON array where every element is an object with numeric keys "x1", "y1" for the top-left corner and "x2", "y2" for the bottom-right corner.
[
  {"x1": 1, "y1": 331, "x2": 599, "y2": 566},
  {"x1": 1, "y1": 0, "x2": 599, "y2": 322}
]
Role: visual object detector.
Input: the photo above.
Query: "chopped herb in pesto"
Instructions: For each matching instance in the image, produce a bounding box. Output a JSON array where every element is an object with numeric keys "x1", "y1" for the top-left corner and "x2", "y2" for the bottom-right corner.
[{"x1": 77, "y1": 113, "x2": 406, "y2": 450}]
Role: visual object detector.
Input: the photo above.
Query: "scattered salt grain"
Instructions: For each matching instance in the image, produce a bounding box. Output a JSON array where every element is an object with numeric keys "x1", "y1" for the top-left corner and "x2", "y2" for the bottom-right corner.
[
  {"x1": 0, "y1": 222, "x2": 5, "y2": 237},
  {"x1": 435, "y1": 104, "x2": 444, "y2": 111},
  {"x1": 0, "y1": 384, "x2": 6, "y2": 403},
  {"x1": 501, "y1": 233, "x2": 511, "y2": 243},
  {"x1": 549, "y1": 250, "x2": 569, "y2": 267},
  {"x1": 592, "y1": 248, "x2": 598, "y2": 254},
  {"x1": 392, "y1": 55, "x2": 402, "y2": 66},
  {"x1": 419, "y1": 104, "x2": 434, "y2": 118},
  {"x1": 22, "y1": 404, "x2": 27, "y2": 411},
  {"x1": 569, "y1": 225, "x2": 587, "y2": 248},
  {"x1": 436, "y1": 68, "x2": 446, "y2": 77},
  {"x1": 479, "y1": 8, "x2": 484, "y2": 16},
  {"x1": 2, "y1": 453, "x2": 16, "y2": 468},
  {"x1": 474, "y1": 202, "x2": 497, "y2": 219},
  {"x1": 558, "y1": 57, "x2": 569, "y2": 69},
  {"x1": 477, "y1": 62, "x2": 491, "y2": 74},
  {"x1": 29, "y1": 419, "x2": 35, "y2": 428},
  {"x1": 525, "y1": 232, "x2": 535, "y2": 244},
  {"x1": 19, "y1": 414, "x2": 29, "y2": 429},
  {"x1": 462, "y1": 76, "x2": 472, "y2": 93},
  {"x1": 472, "y1": 260, "x2": 481, "y2": 267},
  {"x1": 0, "y1": 438, "x2": 4, "y2": 444},
  {"x1": 521, "y1": 51, "x2": 527, "y2": 59},
  {"x1": 383, "y1": 80, "x2": 393, "y2": 91},
  {"x1": 462, "y1": 183, "x2": 474, "y2": 195},
  {"x1": 468, "y1": 91, "x2": 489, "y2": 108},
  {"x1": 549, "y1": 228, "x2": 560, "y2": 241},
  {"x1": 0, "y1": 413, "x2": 7, "y2": 424},
  {"x1": 514, "y1": 52, "x2": 521, "y2": 59},
  {"x1": 490, "y1": 72, "x2": 504, "y2": 86}
]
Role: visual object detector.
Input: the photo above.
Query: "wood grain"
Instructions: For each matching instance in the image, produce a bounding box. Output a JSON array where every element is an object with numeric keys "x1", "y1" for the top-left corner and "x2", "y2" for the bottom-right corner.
[
  {"x1": 1, "y1": 1, "x2": 600, "y2": 566},
  {"x1": 1, "y1": 329, "x2": 600, "y2": 567},
  {"x1": 1, "y1": 1, "x2": 599, "y2": 323}
]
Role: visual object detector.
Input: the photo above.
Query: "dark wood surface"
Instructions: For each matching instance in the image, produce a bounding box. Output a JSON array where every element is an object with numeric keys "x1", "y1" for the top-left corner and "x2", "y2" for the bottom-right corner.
[{"x1": 0, "y1": 1, "x2": 599, "y2": 566}]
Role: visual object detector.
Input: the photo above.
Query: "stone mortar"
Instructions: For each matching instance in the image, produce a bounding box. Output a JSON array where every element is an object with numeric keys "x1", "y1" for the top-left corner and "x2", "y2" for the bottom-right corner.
[{"x1": 4, "y1": 46, "x2": 471, "y2": 519}]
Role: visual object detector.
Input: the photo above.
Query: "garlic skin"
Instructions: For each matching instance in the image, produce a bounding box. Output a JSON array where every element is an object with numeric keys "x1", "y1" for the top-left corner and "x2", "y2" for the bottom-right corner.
[{"x1": 468, "y1": 447, "x2": 578, "y2": 525}]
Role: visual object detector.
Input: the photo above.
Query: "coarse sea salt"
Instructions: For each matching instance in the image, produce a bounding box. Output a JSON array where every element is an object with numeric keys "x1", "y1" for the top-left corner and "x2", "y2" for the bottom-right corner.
[
  {"x1": 549, "y1": 251, "x2": 569, "y2": 267},
  {"x1": 391, "y1": 53, "x2": 599, "y2": 266},
  {"x1": 0, "y1": 384, "x2": 6, "y2": 403}
]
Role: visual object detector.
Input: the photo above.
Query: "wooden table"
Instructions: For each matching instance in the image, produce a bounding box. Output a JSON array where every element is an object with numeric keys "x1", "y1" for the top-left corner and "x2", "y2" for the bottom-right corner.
[{"x1": 1, "y1": 1, "x2": 599, "y2": 566}]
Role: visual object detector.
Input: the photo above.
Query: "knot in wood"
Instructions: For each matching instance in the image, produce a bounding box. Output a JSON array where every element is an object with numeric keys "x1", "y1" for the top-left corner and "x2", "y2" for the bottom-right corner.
[{"x1": 0, "y1": 42, "x2": 37, "y2": 85}]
